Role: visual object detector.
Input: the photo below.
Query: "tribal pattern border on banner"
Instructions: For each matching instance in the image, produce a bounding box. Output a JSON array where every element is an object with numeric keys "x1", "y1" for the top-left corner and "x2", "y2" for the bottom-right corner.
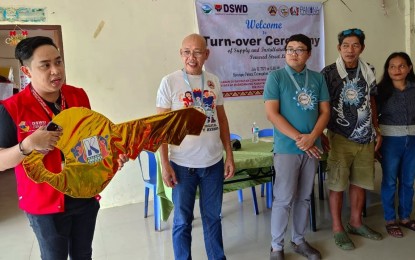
[{"x1": 195, "y1": 1, "x2": 325, "y2": 100}]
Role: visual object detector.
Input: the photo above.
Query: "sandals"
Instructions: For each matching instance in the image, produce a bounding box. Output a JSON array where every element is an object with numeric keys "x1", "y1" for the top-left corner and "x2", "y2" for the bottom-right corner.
[
  {"x1": 385, "y1": 219, "x2": 415, "y2": 237},
  {"x1": 400, "y1": 219, "x2": 415, "y2": 231},
  {"x1": 345, "y1": 223, "x2": 383, "y2": 240},
  {"x1": 333, "y1": 231, "x2": 355, "y2": 250},
  {"x1": 385, "y1": 223, "x2": 403, "y2": 238}
]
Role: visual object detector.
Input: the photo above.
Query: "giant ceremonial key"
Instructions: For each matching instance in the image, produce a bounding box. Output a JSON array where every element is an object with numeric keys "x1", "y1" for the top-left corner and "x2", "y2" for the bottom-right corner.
[{"x1": 22, "y1": 107, "x2": 206, "y2": 198}]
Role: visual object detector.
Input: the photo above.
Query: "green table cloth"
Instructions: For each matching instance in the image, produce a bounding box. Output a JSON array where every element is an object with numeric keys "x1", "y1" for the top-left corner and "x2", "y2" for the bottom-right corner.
[{"x1": 156, "y1": 139, "x2": 274, "y2": 221}]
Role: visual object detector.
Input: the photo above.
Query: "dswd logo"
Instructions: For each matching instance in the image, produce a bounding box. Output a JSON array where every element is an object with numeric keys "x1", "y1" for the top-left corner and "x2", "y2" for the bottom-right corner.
[
  {"x1": 201, "y1": 3, "x2": 213, "y2": 14},
  {"x1": 221, "y1": 4, "x2": 248, "y2": 14}
]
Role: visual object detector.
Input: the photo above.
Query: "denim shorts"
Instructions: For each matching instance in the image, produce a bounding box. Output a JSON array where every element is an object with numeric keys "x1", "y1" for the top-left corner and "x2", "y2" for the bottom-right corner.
[{"x1": 326, "y1": 130, "x2": 375, "y2": 191}]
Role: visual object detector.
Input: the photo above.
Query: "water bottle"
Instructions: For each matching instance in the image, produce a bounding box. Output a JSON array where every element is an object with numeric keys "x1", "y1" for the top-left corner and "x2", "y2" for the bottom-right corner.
[{"x1": 252, "y1": 122, "x2": 259, "y2": 143}]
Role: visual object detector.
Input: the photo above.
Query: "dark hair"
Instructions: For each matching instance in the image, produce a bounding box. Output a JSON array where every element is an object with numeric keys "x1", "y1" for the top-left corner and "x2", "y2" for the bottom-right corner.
[
  {"x1": 285, "y1": 34, "x2": 311, "y2": 52},
  {"x1": 338, "y1": 28, "x2": 365, "y2": 45},
  {"x1": 377, "y1": 52, "x2": 415, "y2": 105},
  {"x1": 15, "y1": 36, "x2": 58, "y2": 66},
  {"x1": 0, "y1": 75, "x2": 10, "y2": 83}
]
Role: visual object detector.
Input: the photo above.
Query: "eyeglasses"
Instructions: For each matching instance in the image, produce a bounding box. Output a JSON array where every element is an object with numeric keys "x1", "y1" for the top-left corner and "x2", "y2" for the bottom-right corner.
[
  {"x1": 341, "y1": 29, "x2": 363, "y2": 36},
  {"x1": 286, "y1": 48, "x2": 308, "y2": 55},
  {"x1": 181, "y1": 50, "x2": 205, "y2": 58}
]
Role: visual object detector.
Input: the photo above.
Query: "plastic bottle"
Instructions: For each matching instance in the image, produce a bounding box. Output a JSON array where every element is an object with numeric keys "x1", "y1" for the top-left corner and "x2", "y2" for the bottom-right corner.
[{"x1": 252, "y1": 122, "x2": 259, "y2": 143}]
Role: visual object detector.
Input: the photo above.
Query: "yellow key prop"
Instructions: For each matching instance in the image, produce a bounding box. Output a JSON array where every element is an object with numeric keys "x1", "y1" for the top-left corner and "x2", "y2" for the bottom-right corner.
[{"x1": 22, "y1": 107, "x2": 206, "y2": 198}]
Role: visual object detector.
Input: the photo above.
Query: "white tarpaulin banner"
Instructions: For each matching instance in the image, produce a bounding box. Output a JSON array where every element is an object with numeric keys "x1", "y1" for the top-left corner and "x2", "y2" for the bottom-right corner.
[{"x1": 195, "y1": 1, "x2": 325, "y2": 99}]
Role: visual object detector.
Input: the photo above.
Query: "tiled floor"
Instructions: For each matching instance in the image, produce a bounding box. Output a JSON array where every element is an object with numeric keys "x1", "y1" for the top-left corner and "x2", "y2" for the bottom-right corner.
[{"x1": 1, "y1": 167, "x2": 415, "y2": 260}]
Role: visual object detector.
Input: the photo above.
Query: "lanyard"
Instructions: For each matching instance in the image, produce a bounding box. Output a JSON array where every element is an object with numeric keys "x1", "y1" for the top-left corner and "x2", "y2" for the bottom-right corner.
[
  {"x1": 285, "y1": 66, "x2": 309, "y2": 92},
  {"x1": 30, "y1": 85, "x2": 66, "y2": 120},
  {"x1": 345, "y1": 62, "x2": 361, "y2": 84},
  {"x1": 182, "y1": 69, "x2": 204, "y2": 107}
]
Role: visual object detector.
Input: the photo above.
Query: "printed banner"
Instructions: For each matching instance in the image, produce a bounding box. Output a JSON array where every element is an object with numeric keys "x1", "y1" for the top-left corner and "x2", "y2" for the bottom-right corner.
[
  {"x1": 0, "y1": 7, "x2": 46, "y2": 22},
  {"x1": 195, "y1": 1, "x2": 325, "y2": 99}
]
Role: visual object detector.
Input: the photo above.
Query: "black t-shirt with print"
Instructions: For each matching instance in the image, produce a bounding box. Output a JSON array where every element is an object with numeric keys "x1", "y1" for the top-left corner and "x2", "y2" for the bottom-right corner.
[{"x1": 321, "y1": 62, "x2": 376, "y2": 144}]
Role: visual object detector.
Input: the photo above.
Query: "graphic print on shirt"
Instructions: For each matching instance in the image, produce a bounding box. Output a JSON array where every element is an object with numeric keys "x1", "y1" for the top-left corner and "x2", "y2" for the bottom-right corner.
[
  {"x1": 293, "y1": 86, "x2": 317, "y2": 111},
  {"x1": 182, "y1": 91, "x2": 194, "y2": 107},
  {"x1": 18, "y1": 120, "x2": 47, "y2": 133},
  {"x1": 286, "y1": 67, "x2": 317, "y2": 111},
  {"x1": 348, "y1": 95, "x2": 371, "y2": 141},
  {"x1": 179, "y1": 87, "x2": 218, "y2": 132},
  {"x1": 341, "y1": 77, "x2": 364, "y2": 106},
  {"x1": 334, "y1": 76, "x2": 372, "y2": 142}
]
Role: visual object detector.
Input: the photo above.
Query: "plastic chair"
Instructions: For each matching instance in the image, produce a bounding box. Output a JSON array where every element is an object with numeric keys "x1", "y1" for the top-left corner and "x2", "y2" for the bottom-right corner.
[
  {"x1": 258, "y1": 128, "x2": 274, "y2": 200},
  {"x1": 230, "y1": 133, "x2": 242, "y2": 141},
  {"x1": 138, "y1": 151, "x2": 161, "y2": 231},
  {"x1": 258, "y1": 128, "x2": 273, "y2": 138},
  {"x1": 230, "y1": 133, "x2": 259, "y2": 215}
]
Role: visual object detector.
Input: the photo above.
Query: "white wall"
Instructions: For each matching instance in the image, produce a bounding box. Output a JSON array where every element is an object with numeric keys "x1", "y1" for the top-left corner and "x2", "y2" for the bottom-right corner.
[
  {"x1": 405, "y1": 0, "x2": 415, "y2": 54},
  {"x1": 0, "y1": 0, "x2": 410, "y2": 208}
]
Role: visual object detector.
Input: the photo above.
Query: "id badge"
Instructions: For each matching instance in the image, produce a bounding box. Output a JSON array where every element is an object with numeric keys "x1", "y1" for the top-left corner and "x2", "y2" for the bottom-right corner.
[{"x1": 293, "y1": 89, "x2": 316, "y2": 111}]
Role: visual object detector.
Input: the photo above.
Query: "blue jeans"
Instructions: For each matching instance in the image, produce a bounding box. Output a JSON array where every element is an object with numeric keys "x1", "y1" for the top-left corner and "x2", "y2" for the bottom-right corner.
[
  {"x1": 26, "y1": 198, "x2": 100, "y2": 260},
  {"x1": 380, "y1": 135, "x2": 415, "y2": 221},
  {"x1": 171, "y1": 159, "x2": 225, "y2": 260}
]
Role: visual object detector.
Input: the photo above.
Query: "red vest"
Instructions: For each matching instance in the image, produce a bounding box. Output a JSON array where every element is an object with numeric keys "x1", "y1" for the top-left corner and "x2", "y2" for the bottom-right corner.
[{"x1": 1, "y1": 84, "x2": 90, "y2": 214}]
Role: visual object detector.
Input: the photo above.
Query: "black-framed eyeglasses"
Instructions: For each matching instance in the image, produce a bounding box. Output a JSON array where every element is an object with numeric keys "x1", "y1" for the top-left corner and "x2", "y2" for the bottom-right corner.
[
  {"x1": 286, "y1": 48, "x2": 308, "y2": 55},
  {"x1": 341, "y1": 29, "x2": 363, "y2": 36}
]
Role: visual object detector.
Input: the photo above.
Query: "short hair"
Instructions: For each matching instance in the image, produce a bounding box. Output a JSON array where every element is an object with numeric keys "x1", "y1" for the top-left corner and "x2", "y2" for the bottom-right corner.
[
  {"x1": 338, "y1": 28, "x2": 365, "y2": 45},
  {"x1": 285, "y1": 34, "x2": 312, "y2": 52},
  {"x1": 15, "y1": 36, "x2": 58, "y2": 66}
]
